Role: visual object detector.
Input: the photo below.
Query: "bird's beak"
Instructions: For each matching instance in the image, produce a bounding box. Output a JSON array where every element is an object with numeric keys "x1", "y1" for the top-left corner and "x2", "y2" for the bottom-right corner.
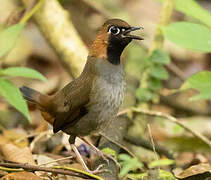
[{"x1": 123, "y1": 26, "x2": 144, "y2": 40}]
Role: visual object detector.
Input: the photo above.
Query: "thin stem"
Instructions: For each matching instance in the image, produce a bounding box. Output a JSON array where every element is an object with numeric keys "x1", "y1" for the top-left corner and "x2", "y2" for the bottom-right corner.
[
  {"x1": 132, "y1": 108, "x2": 211, "y2": 148},
  {"x1": 20, "y1": 0, "x2": 44, "y2": 25},
  {"x1": 149, "y1": 0, "x2": 174, "y2": 54},
  {"x1": 53, "y1": 166, "x2": 103, "y2": 180},
  {"x1": 117, "y1": 108, "x2": 211, "y2": 148}
]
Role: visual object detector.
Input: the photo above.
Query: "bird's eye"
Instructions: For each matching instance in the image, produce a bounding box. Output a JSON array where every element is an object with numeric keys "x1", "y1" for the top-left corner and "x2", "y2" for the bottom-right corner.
[{"x1": 108, "y1": 26, "x2": 120, "y2": 35}]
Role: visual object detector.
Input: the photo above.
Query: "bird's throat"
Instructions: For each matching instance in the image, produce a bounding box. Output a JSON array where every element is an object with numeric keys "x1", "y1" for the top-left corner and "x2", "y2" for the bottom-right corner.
[
  {"x1": 107, "y1": 45, "x2": 123, "y2": 65},
  {"x1": 107, "y1": 36, "x2": 130, "y2": 65}
]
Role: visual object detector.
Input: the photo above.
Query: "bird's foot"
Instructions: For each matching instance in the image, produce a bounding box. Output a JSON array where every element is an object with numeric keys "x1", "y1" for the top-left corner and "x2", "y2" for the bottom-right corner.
[
  {"x1": 96, "y1": 150, "x2": 120, "y2": 169},
  {"x1": 86, "y1": 164, "x2": 106, "y2": 174},
  {"x1": 80, "y1": 137, "x2": 120, "y2": 168}
]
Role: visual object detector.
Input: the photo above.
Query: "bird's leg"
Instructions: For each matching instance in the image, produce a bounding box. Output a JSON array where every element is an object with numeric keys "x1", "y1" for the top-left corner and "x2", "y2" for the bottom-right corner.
[
  {"x1": 80, "y1": 137, "x2": 120, "y2": 169},
  {"x1": 69, "y1": 137, "x2": 104, "y2": 174}
]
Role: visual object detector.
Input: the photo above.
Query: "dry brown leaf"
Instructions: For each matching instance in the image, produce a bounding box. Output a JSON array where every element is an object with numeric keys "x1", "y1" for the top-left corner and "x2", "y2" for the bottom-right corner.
[
  {"x1": 0, "y1": 136, "x2": 10, "y2": 146},
  {"x1": 174, "y1": 163, "x2": 211, "y2": 178},
  {"x1": 1, "y1": 144, "x2": 36, "y2": 165},
  {"x1": 0, "y1": 172, "x2": 41, "y2": 180},
  {"x1": 3, "y1": 129, "x2": 28, "y2": 148}
]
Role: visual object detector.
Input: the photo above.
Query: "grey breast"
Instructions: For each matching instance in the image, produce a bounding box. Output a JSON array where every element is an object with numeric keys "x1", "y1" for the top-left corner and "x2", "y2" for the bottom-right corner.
[{"x1": 87, "y1": 59, "x2": 126, "y2": 131}]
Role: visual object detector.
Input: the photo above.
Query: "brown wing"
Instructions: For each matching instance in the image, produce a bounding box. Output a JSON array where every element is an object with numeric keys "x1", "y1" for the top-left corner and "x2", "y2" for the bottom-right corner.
[{"x1": 50, "y1": 61, "x2": 95, "y2": 133}]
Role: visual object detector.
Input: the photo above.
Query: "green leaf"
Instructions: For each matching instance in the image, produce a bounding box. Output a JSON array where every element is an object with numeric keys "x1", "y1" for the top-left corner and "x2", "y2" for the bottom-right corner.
[
  {"x1": 180, "y1": 71, "x2": 211, "y2": 100},
  {"x1": 150, "y1": 49, "x2": 170, "y2": 64},
  {"x1": 119, "y1": 154, "x2": 143, "y2": 178},
  {"x1": 149, "y1": 159, "x2": 175, "y2": 168},
  {"x1": 0, "y1": 67, "x2": 47, "y2": 82},
  {"x1": 159, "y1": 169, "x2": 177, "y2": 180},
  {"x1": 0, "y1": 78, "x2": 30, "y2": 121},
  {"x1": 172, "y1": 124, "x2": 184, "y2": 134},
  {"x1": 150, "y1": 64, "x2": 169, "y2": 80},
  {"x1": 157, "y1": 0, "x2": 211, "y2": 28},
  {"x1": 136, "y1": 88, "x2": 153, "y2": 102},
  {"x1": 118, "y1": 154, "x2": 131, "y2": 161},
  {"x1": 149, "y1": 78, "x2": 162, "y2": 91},
  {"x1": 119, "y1": 163, "x2": 134, "y2": 178},
  {"x1": 162, "y1": 22, "x2": 211, "y2": 52},
  {"x1": 127, "y1": 173, "x2": 148, "y2": 180},
  {"x1": 101, "y1": 147, "x2": 117, "y2": 159},
  {"x1": 0, "y1": 23, "x2": 24, "y2": 58}
]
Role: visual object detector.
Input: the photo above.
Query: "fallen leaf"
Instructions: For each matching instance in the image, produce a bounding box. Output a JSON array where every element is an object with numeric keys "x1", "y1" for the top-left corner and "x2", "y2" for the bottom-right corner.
[
  {"x1": 0, "y1": 172, "x2": 41, "y2": 180},
  {"x1": 3, "y1": 129, "x2": 28, "y2": 148},
  {"x1": 1, "y1": 144, "x2": 36, "y2": 165},
  {"x1": 174, "y1": 163, "x2": 211, "y2": 178}
]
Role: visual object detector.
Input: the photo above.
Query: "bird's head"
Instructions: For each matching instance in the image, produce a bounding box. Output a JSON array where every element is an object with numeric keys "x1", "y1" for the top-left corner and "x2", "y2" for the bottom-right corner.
[{"x1": 89, "y1": 19, "x2": 143, "y2": 65}]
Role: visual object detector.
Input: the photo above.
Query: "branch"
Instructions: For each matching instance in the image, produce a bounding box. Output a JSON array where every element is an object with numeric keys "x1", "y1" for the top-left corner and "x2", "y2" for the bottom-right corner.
[
  {"x1": 119, "y1": 108, "x2": 211, "y2": 148},
  {"x1": 0, "y1": 162, "x2": 101, "y2": 179},
  {"x1": 22, "y1": 0, "x2": 88, "y2": 78}
]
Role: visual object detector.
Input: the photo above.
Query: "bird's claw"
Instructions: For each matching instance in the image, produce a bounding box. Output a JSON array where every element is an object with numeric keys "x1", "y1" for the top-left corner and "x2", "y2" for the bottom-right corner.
[
  {"x1": 97, "y1": 151, "x2": 121, "y2": 169},
  {"x1": 87, "y1": 164, "x2": 106, "y2": 174}
]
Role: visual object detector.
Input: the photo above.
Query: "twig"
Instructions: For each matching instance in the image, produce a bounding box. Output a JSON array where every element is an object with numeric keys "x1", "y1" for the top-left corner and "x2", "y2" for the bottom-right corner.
[
  {"x1": 39, "y1": 156, "x2": 73, "y2": 166},
  {"x1": 0, "y1": 166, "x2": 23, "y2": 172},
  {"x1": 53, "y1": 166, "x2": 103, "y2": 180},
  {"x1": 100, "y1": 132, "x2": 136, "y2": 158},
  {"x1": 118, "y1": 108, "x2": 211, "y2": 148},
  {"x1": 0, "y1": 162, "x2": 99, "y2": 179},
  {"x1": 15, "y1": 131, "x2": 48, "y2": 143},
  {"x1": 166, "y1": 63, "x2": 186, "y2": 81},
  {"x1": 149, "y1": 0, "x2": 174, "y2": 53},
  {"x1": 134, "y1": 108, "x2": 211, "y2": 148},
  {"x1": 124, "y1": 134, "x2": 174, "y2": 160},
  {"x1": 20, "y1": 0, "x2": 44, "y2": 25},
  {"x1": 147, "y1": 124, "x2": 159, "y2": 162},
  {"x1": 30, "y1": 130, "x2": 53, "y2": 150}
]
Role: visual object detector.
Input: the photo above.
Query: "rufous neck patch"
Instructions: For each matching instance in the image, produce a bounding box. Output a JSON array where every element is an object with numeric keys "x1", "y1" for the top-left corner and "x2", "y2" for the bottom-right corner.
[{"x1": 89, "y1": 27, "x2": 109, "y2": 60}]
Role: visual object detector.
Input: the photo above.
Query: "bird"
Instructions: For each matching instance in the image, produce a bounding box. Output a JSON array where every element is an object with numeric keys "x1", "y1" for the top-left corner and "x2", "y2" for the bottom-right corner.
[{"x1": 20, "y1": 18, "x2": 143, "y2": 173}]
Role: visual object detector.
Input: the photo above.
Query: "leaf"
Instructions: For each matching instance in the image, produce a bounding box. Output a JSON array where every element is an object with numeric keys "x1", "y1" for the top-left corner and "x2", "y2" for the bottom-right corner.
[
  {"x1": 174, "y1": 0, "x2": 211, "y2": 28},
  {"x1": 0, "y1": 67, "x2": 47, "y2": 82},
  {"x1": 0, "y1": 23, "x2": 24, "y2": 58},
  {"x1": 118, "y1": 154, "x2": 131, "y2": 161},
  {"x1": 149, "y1": 159, "x2": 175, "y2": 168},
  {"x1": 102, "y1": 147, "x2": 117, "y2": 159},
  {"x1": 159, "y1": 169, "x2": 177, "y2": 180},
  {"x1": 0, "y1": 78, "x2": 30, "y2": 121},
  {"x1": 157, "y1": 0, "x2": 211, "y2": 28},
  {"x1": 1, "y1": 143, "x2": 36, "y2": 165},
  {"x1": 127, "y1": 173, "x2": 148, "y2": 180},
  {"x1": 162, "y1": 22, "x2": 211, "y2": 52},
  {"x1": 174, "y1": 163, "x2": 211, "y2": 178},
  {"x1": 119, "y1": 163, "x2": 134, "y2": 178},
  {"x1": 119, "y1": 154, "x2": 143, "y2": 178},
  {"x1": 149, "y1": 78, "x2": 162, "y2": 91},
  {"x1": 136, "y1": 88, "x2": 153, "y2": 102},
  {"x1": 180, "y1": 71, "x2": 211, "y2": 100},
  {"x1": 150, "y1": 64, "x2": 169, "y2": 80},
  {"x1": 1, "y1": 172, "x2": 42, "y2": 180},
  {"x1": 150, "y1": 49, "x2": 170, "y2": 64}
]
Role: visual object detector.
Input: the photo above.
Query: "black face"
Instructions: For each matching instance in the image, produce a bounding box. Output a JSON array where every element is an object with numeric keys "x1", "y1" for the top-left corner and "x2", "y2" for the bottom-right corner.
[{"x1": 106, "y1": 25, "x2": 143, "y2": 65}]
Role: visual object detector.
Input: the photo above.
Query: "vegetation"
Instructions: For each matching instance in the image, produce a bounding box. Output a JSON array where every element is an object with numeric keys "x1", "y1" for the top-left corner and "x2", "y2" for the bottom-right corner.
[{"x1": 0, "y1": 0, "x2": 210, "y2": 179}]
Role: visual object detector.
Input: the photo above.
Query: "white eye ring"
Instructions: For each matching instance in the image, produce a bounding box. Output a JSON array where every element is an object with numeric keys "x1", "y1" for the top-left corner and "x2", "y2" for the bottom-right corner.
[{"x1": 108, "y1": 26, "x2": 120, "y2": 35}]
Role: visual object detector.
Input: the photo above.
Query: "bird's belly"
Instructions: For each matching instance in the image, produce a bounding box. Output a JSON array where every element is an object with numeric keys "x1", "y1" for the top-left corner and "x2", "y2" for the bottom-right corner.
[
  {"x1": 65, "y1": 77, "x2": 125, "y2": 137},
  {"x1": 87, "y1": 77, "x2": 126, "y2": 132}
]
